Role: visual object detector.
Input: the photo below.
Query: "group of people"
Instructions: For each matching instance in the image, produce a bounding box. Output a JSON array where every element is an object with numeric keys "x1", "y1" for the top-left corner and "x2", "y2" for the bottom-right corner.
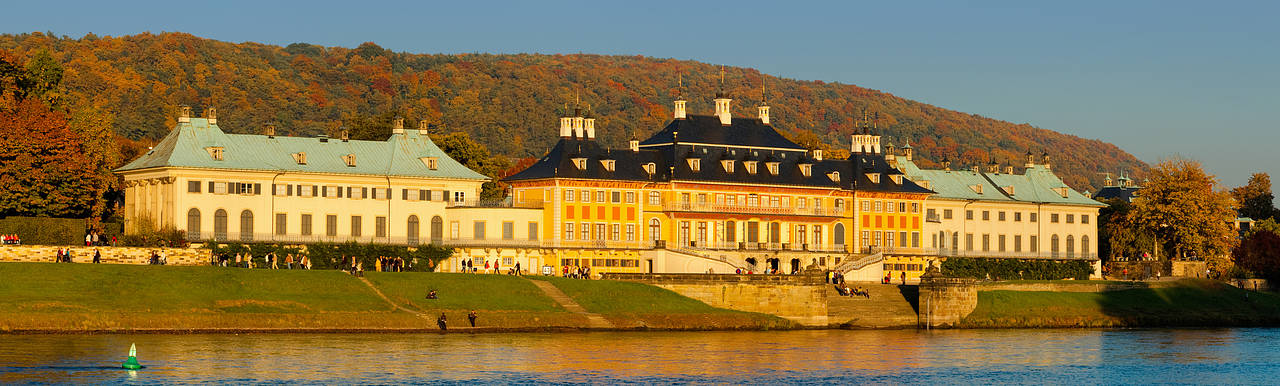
[
  {"x1": 835, "y1": 284, "x2": 871, "y2": 298},
  {"x1": 562, "y1": 265, "x2": 592, "y2": 279},
  {"x1": 54, "y1": 247, "x2": 76, "y2": 263},
  {"x1": 1, "y1": 234, "x2": 20, "y2": 245},
  {"x1": 458, "y1": 258, "x2": 522, "y2": 275},
  {"x1": 882, "y1": 271, "x2": 908, "y2": 285},
  {"x1": 433, "y1": 310, "x2": 480, "y2": 331},
  {"x1": 83, "y1": 232, "x2": 114, "y2": 247},
  {"x1": 148, "y1": 250, "x2": 167, "y2": 265},
  {"x1": 827, "y1": 271, "x2": 847, "y2": 285},
  {"x1": 376, "y1": 256, "x2": 406, "y2": 272},
  {"x1": 216, "y1": 252, "x2": 312, "y2": 270}
]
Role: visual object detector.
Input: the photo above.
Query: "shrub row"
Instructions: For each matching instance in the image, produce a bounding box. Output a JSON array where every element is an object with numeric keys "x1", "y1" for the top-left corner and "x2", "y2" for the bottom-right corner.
[
  {"x1": 206, "y1": 241, "x2": 452, "y2": 272},
  {"x1": 942, "y1": 257, "x2": 1092, "y2": 281},
  {"x1": 0, "y1": 216, "x2": 122, "y2": 245}
]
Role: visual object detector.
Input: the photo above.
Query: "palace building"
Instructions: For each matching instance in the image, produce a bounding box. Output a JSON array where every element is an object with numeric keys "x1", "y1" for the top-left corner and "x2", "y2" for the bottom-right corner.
[
  {"x1": 894, "y1": 149, "x2": 1105, "y2": 278},
  {"x1": 115, "y1": 107, "x2": 488, "y2": 245},
  {"x1": 485, "y1": 88, "x2": 932, "y2": 278}
]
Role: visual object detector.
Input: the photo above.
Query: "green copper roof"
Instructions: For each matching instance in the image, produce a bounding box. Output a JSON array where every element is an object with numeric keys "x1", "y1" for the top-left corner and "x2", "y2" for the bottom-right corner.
[
  {"x1": 116, "y1": 118, "x2": 488, "y2": 181},
  {"x1": 897, "y1": 157, "x2": 1104, "y2": 207}
]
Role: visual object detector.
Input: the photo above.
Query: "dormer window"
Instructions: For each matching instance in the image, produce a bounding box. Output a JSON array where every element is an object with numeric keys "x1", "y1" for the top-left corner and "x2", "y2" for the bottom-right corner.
[
  {"x1": 970, "y1": 184, "x2": 984, "y2": 194},
  {"x1": 1004, "y1": 185, "x2": 1015, "y2": 195},
  {"x1": 342, "y1": 154, "x2": 357, "y2": 167},
  {"x1": 890, "y1": 175, "x2": 903, "y2": 184},
  {"x1": 766, "y1": 162, "x2": 780, "y2": 175},
  {"x1": 721, "y1": 160, "x2": 735, "y2": 173},
  {"x1": 828, "y1": 171, "x2": 840, "y2": 182},
  {"x1": 206, "y1": 147, "x2": 224, "y2": 161},
  {"x1": 800, "y1": 164, "x2": 813, "y2": 177},
  {"x1": 744, "y1": 161, "x2": 758, "y2": 174},
  {"x1": 420, "y1": 157, "x2": 439, "y2": 170},
  {"x1": 687, "y1": 158, "x2": 701, "y2": 172},
  {"x1": 601, "y1": 159, "x2": 616, "y2": 172},
  {"x1": 866, "y1": 173, "x2": 880, "y2": 184},
  {"x1": 1054, "y1": 187, "x2": 1069, "y2": 198},
  {"x1": 572, "y1": 157, "x2": 588, "y2": 170},
  {"x1": 643, "y1": 162, "x2": 656, "y2": 175},
  {"x1": 292, "y1": 152, "x2": 307, "y2": 165}
]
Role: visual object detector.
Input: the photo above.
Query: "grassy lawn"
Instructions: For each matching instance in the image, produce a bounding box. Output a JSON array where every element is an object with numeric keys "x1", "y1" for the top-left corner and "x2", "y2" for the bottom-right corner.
[
  {"x1": 362, "y1": 272, "x2": 563, "y2": 312},
  {"x1": 530, "y1": 276, "x2": 737, "y2": 315},
  {"x1": 0, "y1": 262, "x2": 385, "y2": 314},
  {"x1": 965, "y1": 279, "x2": 1280, "y2": 327}
]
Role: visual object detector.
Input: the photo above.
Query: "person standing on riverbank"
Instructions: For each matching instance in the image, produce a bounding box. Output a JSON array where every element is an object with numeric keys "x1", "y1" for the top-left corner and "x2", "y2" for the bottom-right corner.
[
  {"x1": 468, "y1": 311, "x2": 477, "y2": 327},
  {"x1": 437, "y1": 313, "x2": 447, "y2": 330}
]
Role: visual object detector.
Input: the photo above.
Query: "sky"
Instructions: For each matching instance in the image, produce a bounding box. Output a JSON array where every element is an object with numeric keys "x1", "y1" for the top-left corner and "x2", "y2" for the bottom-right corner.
[{"x1": 5, "y1": 0, "x2": 1277, "y2": 190}]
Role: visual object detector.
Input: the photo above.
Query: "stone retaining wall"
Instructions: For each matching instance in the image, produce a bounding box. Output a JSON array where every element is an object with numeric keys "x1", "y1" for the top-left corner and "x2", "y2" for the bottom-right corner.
[
  {"x1": 0, "y1": 245, "x2": 210, "y2": 266},
  {"x1": 650, "y1": 282, "x2": 829, "y2": 326},
  {"x1": 980, "y1": 280, "x2": 1178, "y2": 293},
  {"x1": 917, "y1": 277, "x2": 977, "y2": 328}
]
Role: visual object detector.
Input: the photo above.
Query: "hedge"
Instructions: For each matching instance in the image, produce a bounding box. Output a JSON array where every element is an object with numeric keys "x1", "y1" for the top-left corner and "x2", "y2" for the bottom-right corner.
[
  {"x1": 206, "y1": 241, "x2": 452, "y2": 272},
  {"x1": 0, "y1": 216, "x2": 122, "y2": 245},
  {"x1": 942, "y1": 257, "x2": 1092, "y2": 281}
]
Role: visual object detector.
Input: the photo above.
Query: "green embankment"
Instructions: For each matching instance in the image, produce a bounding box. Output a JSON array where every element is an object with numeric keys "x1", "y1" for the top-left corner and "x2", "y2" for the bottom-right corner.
[
  {"x1": 963, "y1": 279, "x2": 1280, "y2": 328},
  {"x1": 0, "y1": 263, "x2": 782, "y2": 332}
]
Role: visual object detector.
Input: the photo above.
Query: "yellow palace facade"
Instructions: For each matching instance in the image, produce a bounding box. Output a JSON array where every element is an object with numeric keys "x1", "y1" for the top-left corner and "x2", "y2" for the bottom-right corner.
[{"x1": 450, "y1": 89, "x2": 932, "y2": 278}]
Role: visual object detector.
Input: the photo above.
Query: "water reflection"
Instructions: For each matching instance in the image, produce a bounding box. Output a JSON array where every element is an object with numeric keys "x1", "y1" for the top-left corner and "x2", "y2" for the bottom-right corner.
[{"x1": 1, "y1": 329, "x2": 1277, "y2": 384}]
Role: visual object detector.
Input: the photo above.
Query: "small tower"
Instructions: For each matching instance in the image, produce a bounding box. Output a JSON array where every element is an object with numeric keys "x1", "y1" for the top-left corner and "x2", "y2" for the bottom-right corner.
[
  {"x1": 901, "y1": 138, "x2": 914, "y2": 161},
  {"x1": 673, "y1": 74, "x2": 688, "y2": 120},
  {"x1": 1025, "y1": 150, "x2": 1036, "y2": 167},
  {"x1": 418, "y1": 119, "x2": 430, "y2": 135},
  {"x1": 941, "y1": 156, "x2": 951, "y2": 171},
  {"x1": 178, "y1": 105, "x2": 191, "y2": 123},
  {"x1": 1042, "y1": 152, "x2": 1051, "y2": 169},
  {"x1": 713, "y1": 67, "x2": 732, "y2": 125},
  {"x1": 392, "y1": 116, "x2": 404, "y2": 135},
  {"x1": 757, "y1": 78, "x2": 770, "y2": 125},
  {"x1": 205, "y1": 106, "x2": 217, "y2": 125},
  {"x1": 559, "y1": 104, "x2": 573, "y2": 138}
]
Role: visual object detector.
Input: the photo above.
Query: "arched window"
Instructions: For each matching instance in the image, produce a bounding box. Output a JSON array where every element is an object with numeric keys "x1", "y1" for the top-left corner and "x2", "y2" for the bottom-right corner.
[
  {"x1": 430, "y1": 216, "x2": 443, "y2": 244},
  {"x1": 1082, "y1": 235, "x2": 1091, "y2": 257},
  {"x1": 407, "y1": 215, "x2": 420, "y2": 245},
  {"x1": 1051, "y1": 234, "x2": 1060, "y2": 257},
  {"x1": 214, "y1": 209, "x2": 228, "y2": 241},
  {"x1": 649, "y1": 218, "x2": 661, "y2": 241},
  {"x1": 187, "y1": 208, "x2": 201, "y2": 241},
  {"x1": 1066, "y1": 235, "x2": 1075, "y2": 257},
  {"x1": 240, "y1": 210, "x2": 254, "y2": 242},
  {"x1": 833, "y1": 223, "x2": 846, "y2": 247}
]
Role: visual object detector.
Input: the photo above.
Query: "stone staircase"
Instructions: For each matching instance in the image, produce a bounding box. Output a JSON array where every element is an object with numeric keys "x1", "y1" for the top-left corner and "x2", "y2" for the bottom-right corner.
[{"x1": 825, "y1": 284, "x2": 920, "y2": 328}]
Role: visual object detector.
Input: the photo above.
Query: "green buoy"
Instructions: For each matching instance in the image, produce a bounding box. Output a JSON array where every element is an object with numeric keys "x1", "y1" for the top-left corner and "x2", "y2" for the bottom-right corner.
[{"x1": 121, "y1": 343, "x2": 142, "y2": 370}]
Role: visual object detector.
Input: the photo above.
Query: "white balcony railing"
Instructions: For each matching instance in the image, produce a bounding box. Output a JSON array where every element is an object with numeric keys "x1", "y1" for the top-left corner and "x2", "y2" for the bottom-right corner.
[{"x1": 663, "y1": 202, "x2": 842, "y2": 217}]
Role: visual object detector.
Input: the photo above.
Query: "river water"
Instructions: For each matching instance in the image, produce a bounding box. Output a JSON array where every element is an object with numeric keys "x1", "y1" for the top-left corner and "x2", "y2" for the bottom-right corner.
[{"x1": 1, "y1": 328, "x2": 1276, "y2": 384}]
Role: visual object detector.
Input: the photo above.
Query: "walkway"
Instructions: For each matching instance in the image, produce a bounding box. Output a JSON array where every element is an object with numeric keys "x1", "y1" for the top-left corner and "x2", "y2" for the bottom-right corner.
[{"x1": 526, "y1": 279, "x2": 615, "y2": 329}]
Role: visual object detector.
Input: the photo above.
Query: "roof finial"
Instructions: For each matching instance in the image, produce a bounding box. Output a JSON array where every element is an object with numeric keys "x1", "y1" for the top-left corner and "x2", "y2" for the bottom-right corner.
[
  {"x1": 676, "y1": 73, "x2": 684, "y2": 99},
  {"x1": 760, "y1": 76, "x2": 768, "y2": 105}
]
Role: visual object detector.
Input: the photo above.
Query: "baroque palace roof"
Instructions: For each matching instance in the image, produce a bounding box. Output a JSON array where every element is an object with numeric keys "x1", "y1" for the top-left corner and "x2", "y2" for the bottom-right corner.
[
  {"x1": 116, "y1": 118, "x2": 487, "y2": 181},
  {"x1": 896, "y1": 156, "x2": 1104, "y2": 207},
  {"x1": 505, "y1": 110, "x2": 932, "y2": 196}
]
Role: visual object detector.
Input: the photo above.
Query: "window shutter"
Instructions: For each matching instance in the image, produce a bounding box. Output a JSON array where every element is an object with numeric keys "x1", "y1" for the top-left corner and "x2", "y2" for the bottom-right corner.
[
  {"x1": 271, "y1": 184, "x2": 276, "y2": 195},
  {"x1": 321, "y1": 186, "x2": 327, "y2": 197},
  {"x1": 419, "y1": 190, "x2": 426, "y2": 201},
  {"x1": 287, "y1": 184, "x2": 294, "y2": 196},
  {"x1": 254, "y1": 183, "x2": 261, "y2": 195},
  {"x1": 337, "y1": 186, "x2": 344, "y2": 198},
  {"x1": 208, "y1": 181, "x2": 215, "y2": 193},
  {"x1": 402, "y1": 189, "x2": 408, "y2": 200},
  {"x1": 425, "y1": 190, "x2": 433, "y2": 201},
  {"x1": 346, "y1": 186, "x2": 352, "y2": 198},
  {"x1": 444, "y1": 190, "x2": 451, "y2": 202},
  {"x1": 362, "y1": 187, "x2": 368, "y2": 199}
]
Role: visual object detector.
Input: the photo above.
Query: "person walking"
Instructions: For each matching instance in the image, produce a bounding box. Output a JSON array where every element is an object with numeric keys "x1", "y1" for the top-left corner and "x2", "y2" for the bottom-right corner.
[
  {"x1": 515, "y1": 261, "x2": 521, "y2": 276},
  {"x1": 468, "y1": 311, "x2": 477, "y2": 327},
  {"x1": 93, "y1": 249, "x2": 101, "y2": 264},
  {"x1": 901, "y1": 271, "x2": 907, "y2": 285}
]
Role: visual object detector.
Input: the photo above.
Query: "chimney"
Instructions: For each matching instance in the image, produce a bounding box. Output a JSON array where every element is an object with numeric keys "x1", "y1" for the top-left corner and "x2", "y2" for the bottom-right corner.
[
  {"x1": 264, "y1": 123, "x2": 276, "y2": 138},
  {"x1": 560, "y1": 116, "x2": 573, "y2": 138},
  {"x1": 178, "y1": 105, "x2": 191, "y2": 123},
  {"x1": 941, "y1": 158, "x2": 951, "y2": 170},
  {"x1": 1042, "y1": 152, "x2": 1051, "y2": 169},
  {"x1": 418, "y1": 119, "x2": 430, "y2": 135},
  {"x1": 392, "y1": 117, "x2": 404, "y2": 135},
  {"x1": 584, "y1": 117, "x2": 596, "y2": 140},
  {"x1": 205, "y1": 106, "x2": 217, "y2": 125},
  {"x1": 1005, "y1": 165, "x2": 1014, "y2": 174},
  {"x1": 629, "y1": 139, "x2": 639, "y2": 152},
  {"x1": 813, "y1": 149, "x2": 823, "y2": 161},
  {"x1": 674, "y1": 99, "x2": 687, "y2": 120},
  {"x1": 758, "y1": 104, "x2": 770, "y2": 125},
  {"x1": 340, "y1": 128, "x2": 350, "y2": 142},
  {"x1": 714, "y1": 96, "x2": 732, "y2": 125},
  {"x1": 1025, "y1": 150, "x2": 1036, "y2": 167},
  {"x1": 971, "y1": 166, "x2": 981, "y2": 173},
  {"x1": 987, "y1": 160, "x2": 999, "y2": 174}
]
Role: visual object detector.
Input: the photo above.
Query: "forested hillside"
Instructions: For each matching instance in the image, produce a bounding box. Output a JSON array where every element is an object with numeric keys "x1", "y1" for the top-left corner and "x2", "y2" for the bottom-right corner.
[{"x1": 0, "y1": 31, "x2": 1145, "y2": 191}]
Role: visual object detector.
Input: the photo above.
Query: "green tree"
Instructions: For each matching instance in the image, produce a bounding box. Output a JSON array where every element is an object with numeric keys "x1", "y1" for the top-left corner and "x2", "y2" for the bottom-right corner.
[
  {"x1": 432, "y1": 131, "x2": 510, "y2": 201},
  {"x1": 17, "y1": 49, "x2": 63, "y2": 108},
  {"x1": 1098, "y1": 198, "x2": 1158, "y2": 261},
  {"x1": 1131, "y1": 158, "x2": 1238, "y2": 275},
  {"x1": 1231, "y1": 172, "x2": 1277, "y2": 221}
]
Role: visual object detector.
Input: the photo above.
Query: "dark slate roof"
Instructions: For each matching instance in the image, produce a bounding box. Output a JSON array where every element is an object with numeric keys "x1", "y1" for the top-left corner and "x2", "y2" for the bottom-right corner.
[
  {"x1": 1093, "y1": 186, "x2": 1141, "y2": 203},
  {"x1": 503, "y1": 138, "x2": 669, "y2": 182},
  {"x1": 638, "y1": 114, "x2": 806, "y2": 150},
  {"x1": 850, "y1": 153, "x2": 934, "y2": 194}
]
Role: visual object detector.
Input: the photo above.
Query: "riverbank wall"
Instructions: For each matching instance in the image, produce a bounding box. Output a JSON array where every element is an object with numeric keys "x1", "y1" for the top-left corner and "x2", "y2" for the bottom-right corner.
[{"x1": 605, "y1": 273, "x2": 829, "y2": 326}]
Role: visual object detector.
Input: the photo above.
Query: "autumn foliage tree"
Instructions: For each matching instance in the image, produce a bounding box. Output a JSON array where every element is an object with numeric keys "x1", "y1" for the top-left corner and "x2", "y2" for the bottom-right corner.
[
  {"x1": 1130, "y1": 158, "x2": 1238, "y2": 275},
  {"x1": 1230, "y1": 173, "x2": 1277, "y2": 221}
]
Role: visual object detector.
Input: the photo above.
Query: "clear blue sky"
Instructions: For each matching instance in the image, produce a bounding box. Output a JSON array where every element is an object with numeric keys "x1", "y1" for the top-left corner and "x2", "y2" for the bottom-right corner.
[{"x1": 8, "y1": 0, "x2": 1278, "y2": 189}]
